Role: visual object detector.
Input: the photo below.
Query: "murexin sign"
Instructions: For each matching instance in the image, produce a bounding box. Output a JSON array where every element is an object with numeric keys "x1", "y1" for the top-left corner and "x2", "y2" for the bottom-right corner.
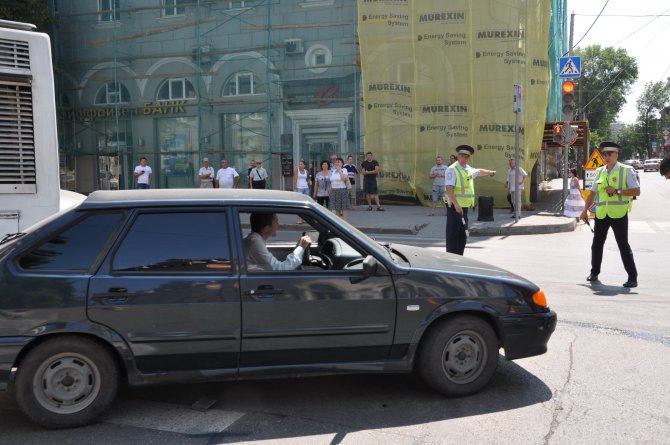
[{"x1": 358, "y1": 0, "x2": 551, "y2": 206}]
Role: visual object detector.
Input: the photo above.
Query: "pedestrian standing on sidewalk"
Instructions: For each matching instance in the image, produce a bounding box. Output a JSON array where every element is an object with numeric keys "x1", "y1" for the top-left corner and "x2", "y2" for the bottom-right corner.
[
  {"x1": 429, "y1": 156, "x2": 448, "y2": 216},
  {"x1": 313, "y1": 160, "x2": 331, "y2": 207},
  {"x1": 361, "y1": 151, "x2": 384, "y2": 211},
  {"x1": 294, "y1": 160, "x2": 310, "y2": 223},
  {"x1": 247, "y1": 160, "x2": 257, "y2": 189},
  {"x1": 133, "y1": 157, "x2": 152, "y2": 189},
  {"x1": 580, "y1": 141, "x2": 640, "y2": 288},
  {"x1": 215, "y1": 159, "x2": 240, "y2": 189},
  {"x1": 250, "y1": 160, "x2": 268, "y2": 189},
  {"x1": 329, "y1": 157, "x2": 350, "y2": 219},
  {"x1": 505, "y1": 158, "x2": 528, "y2": 216},
  {"x1": 563, "y1": 168, "x2": 585, "y2": 221},
  {"x1": 445, "y1": 145, "x2": 496, "y2": 255},
  {"x1": 198, "y1": 158, "x2": 215, "y2": 188}
]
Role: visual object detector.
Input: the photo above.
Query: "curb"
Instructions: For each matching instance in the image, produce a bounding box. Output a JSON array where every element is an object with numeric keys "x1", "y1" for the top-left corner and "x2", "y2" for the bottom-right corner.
[{"x1": 469, "y1": 220, "x2": 576, "y2": 236}]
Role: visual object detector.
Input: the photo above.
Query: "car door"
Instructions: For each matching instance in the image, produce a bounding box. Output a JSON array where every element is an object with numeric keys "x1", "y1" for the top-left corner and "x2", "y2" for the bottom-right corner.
[
  {"x1": 88, "y1": 208, "x2": 241, "y2": 375},
  {"x1": 237, "y1": 209, "x2": 397, "y2": 370}
]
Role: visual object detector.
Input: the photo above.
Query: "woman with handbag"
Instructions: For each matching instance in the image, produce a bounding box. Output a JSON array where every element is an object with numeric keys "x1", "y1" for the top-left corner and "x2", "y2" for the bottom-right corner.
[
  {"x1": 313, "y1": 160, "x2": 331, "y2": 208},
  {"x1": 328, "y1": 157, "x2": 350, "y2": 219}
]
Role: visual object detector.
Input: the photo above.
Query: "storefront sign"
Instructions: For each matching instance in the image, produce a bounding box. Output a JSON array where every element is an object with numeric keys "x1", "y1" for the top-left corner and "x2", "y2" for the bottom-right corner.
[{"x1": 62, "y1": 101, "x2": 187, "y2": 121}]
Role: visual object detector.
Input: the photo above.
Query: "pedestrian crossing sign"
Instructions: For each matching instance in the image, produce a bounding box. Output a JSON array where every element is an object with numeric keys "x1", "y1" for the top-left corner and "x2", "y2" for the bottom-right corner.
[
  {"x1": 559, "y1": 56, "x2": 581, "y2": 79},
  {"x1": 585, "y1": 149, "x2": 605, "y2": 170}
]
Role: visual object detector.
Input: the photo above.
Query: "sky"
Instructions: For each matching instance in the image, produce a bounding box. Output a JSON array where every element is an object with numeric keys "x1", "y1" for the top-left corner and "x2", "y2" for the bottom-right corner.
[{"x1": 566, "y1": 0, "x2": 670, "y2": 124}]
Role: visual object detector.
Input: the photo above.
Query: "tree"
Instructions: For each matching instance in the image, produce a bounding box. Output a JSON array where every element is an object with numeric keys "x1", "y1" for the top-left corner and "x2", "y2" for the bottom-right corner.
[
  {"x1": 575, "y1": 45, "x2": 638, "y2": 136},
  {"x1": 0, "y1": 0, "x2": 52, "y2": 33},
  {"x1": 613, "y1": 123, "x2": 645, "y2": 160},
  {"x1": 636, "y1": 81, "x2": 670, "y2": 158}
]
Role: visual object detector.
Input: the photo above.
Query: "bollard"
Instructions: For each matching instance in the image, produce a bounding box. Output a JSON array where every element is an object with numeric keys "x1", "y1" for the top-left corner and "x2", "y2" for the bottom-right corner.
[{"x1": 477, "y1": 196, "x2": 494, "y2": 221}]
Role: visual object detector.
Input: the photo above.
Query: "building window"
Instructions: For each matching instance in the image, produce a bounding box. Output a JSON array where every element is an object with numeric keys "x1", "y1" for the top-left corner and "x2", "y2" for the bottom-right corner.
[
  {"x1": 305, "y1": 45, "x2": 332, "y2": 74},
  {"x1": 227, "y1": 1, "x2": 255, "y2": 9},
  {"x1": 95, "y1": 82, "x2": 130, "y2": 105},
  {"x1": 98, "y1": 0, "x2": 120, "y2": 22},
  {"x1": 223, "y1": 72, "x2": 265, "y2": 96},
  {"x1": 162, "y1": 0, "x2": 186, "y2": 17},
  {"x1": 157, "y1": 78, "x2": 196, "y2": 101}
]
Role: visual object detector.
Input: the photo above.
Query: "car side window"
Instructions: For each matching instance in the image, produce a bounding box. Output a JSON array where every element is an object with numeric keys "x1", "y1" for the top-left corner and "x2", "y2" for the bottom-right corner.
[
  {"x1": 112, "y1": 211, "x2": 232, "y2": 273},
  {"x1": 240, "y1": 211, "x2": 365, "y2": 273},
  {"x1": 18, "y1": 212, "x2": 123, "y2": 272}
]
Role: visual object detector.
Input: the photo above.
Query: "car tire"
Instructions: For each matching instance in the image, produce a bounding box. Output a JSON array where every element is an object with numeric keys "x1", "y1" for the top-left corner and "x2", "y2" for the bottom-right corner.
[
  {"x1": 418, "y1": 316, "x2": 498, "y2": 397},
  {"x1": 14, "y1": 336, "x2": 119, "y2": 429}
]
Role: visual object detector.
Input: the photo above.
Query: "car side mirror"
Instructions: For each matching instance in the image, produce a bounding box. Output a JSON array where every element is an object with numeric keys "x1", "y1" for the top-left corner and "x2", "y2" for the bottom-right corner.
[{"x1": 350, "y1": 255, "x2": 378, "y2": 284}]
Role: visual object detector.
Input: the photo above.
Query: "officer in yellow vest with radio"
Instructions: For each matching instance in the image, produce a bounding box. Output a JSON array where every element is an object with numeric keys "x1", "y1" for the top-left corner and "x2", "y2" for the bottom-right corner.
[
  {"x1": 445, "y1": 145, "x2": 496, "y2": 255},
  {"x1": 581, "y1": 141, "x2": 640, "y2": 288}
]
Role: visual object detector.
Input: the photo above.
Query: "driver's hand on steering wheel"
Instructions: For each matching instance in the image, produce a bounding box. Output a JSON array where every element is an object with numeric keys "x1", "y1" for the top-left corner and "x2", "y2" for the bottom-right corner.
[{"x1": 298, "y1": 235, "x2": 311, "y2": 248}]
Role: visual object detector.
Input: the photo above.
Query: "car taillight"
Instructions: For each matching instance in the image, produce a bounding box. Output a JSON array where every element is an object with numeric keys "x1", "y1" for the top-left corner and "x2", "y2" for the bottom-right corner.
[{"x1": 532, "y1": 290, "x2": 547, "y2": 308}]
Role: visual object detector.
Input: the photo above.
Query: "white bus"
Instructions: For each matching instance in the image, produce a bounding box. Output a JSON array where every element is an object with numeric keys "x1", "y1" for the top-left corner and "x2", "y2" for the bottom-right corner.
[{"x1": 0, "y1": 19, "x2": 61, "y2": 238}]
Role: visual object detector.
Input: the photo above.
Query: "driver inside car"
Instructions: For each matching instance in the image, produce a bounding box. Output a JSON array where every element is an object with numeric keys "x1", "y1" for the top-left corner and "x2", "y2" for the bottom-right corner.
[{"x1": 244, "y1": 212, "x2": 311, "y2": 271}]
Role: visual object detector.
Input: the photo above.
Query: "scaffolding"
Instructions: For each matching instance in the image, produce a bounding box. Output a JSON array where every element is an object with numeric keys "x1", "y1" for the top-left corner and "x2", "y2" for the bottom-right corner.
[{"x1": 52, "y1": 1, "x2": 362, "y2": 192}]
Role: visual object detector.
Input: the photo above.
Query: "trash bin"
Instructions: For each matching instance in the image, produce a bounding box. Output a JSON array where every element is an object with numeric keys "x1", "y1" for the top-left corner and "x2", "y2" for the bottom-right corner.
[{"x1": 478, "y1": 196, "x2": 494, "y2": 221}]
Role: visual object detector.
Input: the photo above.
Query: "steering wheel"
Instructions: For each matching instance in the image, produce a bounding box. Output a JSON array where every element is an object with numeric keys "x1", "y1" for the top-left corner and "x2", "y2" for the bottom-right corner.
[{"x1": 309, "y1": 252, "x2": 333, "y2": 269}]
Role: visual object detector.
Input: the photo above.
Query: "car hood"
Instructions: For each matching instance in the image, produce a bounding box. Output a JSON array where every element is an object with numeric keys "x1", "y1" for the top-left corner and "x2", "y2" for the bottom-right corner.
[{"x1": 391, "y1": 243, "x2": 534, "y2": 286}]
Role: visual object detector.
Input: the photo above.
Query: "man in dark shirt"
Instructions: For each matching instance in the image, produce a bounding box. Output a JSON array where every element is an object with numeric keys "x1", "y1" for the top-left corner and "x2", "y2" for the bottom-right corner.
[{"x1": 361, "y1": 151, "x2": 384, "y2": 211}]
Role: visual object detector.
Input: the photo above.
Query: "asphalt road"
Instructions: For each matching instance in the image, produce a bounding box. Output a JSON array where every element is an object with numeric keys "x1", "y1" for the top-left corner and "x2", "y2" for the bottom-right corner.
[{"x1": 1, "y1": 171, "x2": 668, "y2": 444}]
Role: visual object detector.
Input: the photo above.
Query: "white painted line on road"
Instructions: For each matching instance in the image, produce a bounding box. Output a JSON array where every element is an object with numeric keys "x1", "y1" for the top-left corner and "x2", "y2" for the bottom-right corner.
[{"x1": 102, "y1": 398, "x2": 244, "y2": 435}]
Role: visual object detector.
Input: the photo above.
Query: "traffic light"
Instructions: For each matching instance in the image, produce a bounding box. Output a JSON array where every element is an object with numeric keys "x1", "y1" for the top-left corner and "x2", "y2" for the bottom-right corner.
[
  {"x1": 562, "y1": 80, "x2": 575, "y2": 121},
  {"x1": 553, "y1": 124, "x2": 563, "y2": 143}
]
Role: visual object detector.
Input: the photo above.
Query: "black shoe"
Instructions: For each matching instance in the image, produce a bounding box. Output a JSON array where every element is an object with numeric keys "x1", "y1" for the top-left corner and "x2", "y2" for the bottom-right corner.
[
  {"x1": 586, "y1": 274, "x2": 599, "y2": 281},
  {"x1": 623, "y1": 280, "x2": 637, "y2": 288}
]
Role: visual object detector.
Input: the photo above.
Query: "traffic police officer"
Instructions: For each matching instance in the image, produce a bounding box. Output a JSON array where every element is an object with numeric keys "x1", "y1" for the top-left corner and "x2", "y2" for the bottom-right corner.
[
  {"x1": 581, "y1": 141, "x2": 640, "y2": 288},
  {"x1": 445, "y1": 145, "x2": 496, "y2": 255}
]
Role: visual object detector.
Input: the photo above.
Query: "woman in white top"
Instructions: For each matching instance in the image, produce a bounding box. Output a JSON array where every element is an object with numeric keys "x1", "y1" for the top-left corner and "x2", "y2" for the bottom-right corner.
[
  {"x1": 293, "y1": 160, "x2": 310, "y2": 195},
  {"x1": 293, "y1": 160, "x2": 310, "y2": 223},
  {"x1": 329, "y1": 157, "x2": 350, "y2": 219}
]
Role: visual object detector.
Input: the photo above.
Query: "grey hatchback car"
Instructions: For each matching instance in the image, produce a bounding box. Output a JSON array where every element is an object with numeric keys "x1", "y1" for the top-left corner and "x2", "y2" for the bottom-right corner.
[{"x1": 0, "y1": 189, "x2": 556, "y2": 428}]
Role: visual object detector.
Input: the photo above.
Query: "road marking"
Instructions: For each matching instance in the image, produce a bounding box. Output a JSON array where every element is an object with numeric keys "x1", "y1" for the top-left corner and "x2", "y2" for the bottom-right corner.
[{"x1": 103, "y1": 398, "x2": 244, "y2": 435}]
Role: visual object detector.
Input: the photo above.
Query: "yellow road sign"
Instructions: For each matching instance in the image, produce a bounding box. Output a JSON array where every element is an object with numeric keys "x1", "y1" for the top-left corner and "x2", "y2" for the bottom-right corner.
[{"x1": 585, "y1": 149, "x2": 605, "y2": 170}]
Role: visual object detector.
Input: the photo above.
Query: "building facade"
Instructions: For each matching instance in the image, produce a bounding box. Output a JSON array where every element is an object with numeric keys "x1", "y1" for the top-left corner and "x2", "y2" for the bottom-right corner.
[{"x1": 54, "y1": 0, "x2": 360, "y2": 192}]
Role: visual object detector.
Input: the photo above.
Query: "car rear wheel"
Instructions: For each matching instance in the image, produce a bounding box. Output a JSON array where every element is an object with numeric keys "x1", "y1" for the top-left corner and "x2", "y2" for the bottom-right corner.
[
  {"x1": 14, "y1": 336, "x2": 119, "y2": 429},
  {"x1": 418, "y1": 316, "x2": 498, "y2": 397}
]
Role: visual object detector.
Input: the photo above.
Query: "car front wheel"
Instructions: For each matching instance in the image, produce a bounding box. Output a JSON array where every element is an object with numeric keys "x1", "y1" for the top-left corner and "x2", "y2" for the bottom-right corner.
[
  {"x1": 14, "y1": 336, "x2": 119, "y2": 429},
  {"x1": 418, "y1": 316, "x2": 498, "y2": 397}
]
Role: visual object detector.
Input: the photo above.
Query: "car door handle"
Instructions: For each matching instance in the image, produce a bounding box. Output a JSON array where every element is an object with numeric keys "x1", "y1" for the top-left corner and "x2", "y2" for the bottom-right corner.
[
  {"x1": 108, "y1": 287, "x2": 128, "y2": 293},
  {"x1": 244, "y1": 286, "x2": 284, "y2": 296}
]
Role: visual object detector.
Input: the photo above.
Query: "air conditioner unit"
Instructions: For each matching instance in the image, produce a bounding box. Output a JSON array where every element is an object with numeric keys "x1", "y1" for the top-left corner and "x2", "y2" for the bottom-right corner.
[{"x1": 285, "y1": 38, "x2": 304, "y2": 55}]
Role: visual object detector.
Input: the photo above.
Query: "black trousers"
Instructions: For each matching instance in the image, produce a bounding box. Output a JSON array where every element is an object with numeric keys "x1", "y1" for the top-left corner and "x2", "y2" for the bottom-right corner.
[
  {"x1": 591, "y1": 214, "x2": 637, "y2": 280},
  {"x1": 446, "y1": 205, "x2": 468, "y2": 255},
  {"x1": 506, "y1": 193, "x2": 514, "y2": 211}
]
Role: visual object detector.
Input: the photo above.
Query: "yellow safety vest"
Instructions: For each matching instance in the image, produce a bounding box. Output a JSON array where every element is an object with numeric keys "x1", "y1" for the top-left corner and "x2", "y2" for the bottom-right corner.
[
  {"x1": 452, "y1": 163, "x2": 475, "y2": 208},
  {"x1": 595, "y1": 163, "x2": 632, "y2": 219}
]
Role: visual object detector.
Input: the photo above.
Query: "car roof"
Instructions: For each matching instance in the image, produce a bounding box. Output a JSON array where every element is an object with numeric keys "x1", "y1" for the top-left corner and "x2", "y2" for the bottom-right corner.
[{"x1": 78, "y1": 189, "x2": 313, "y2": 210}]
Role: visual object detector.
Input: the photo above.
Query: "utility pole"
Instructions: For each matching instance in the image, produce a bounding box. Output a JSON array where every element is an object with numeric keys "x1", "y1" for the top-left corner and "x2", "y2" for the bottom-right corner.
[{"x1": 562, "y1": 12, "x2": 574, "y2": 210}]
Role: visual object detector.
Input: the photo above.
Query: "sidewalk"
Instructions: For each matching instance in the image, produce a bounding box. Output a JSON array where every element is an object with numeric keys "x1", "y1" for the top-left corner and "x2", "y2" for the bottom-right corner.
[{"x1": 344, "y1": 179, "x2": 576, "y2": 236}]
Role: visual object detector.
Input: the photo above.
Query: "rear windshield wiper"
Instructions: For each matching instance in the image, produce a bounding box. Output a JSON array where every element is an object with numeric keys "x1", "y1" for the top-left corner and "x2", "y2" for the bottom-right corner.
[{"x1": 0, "y1": 232, "x2": 26, "y2": 245}]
